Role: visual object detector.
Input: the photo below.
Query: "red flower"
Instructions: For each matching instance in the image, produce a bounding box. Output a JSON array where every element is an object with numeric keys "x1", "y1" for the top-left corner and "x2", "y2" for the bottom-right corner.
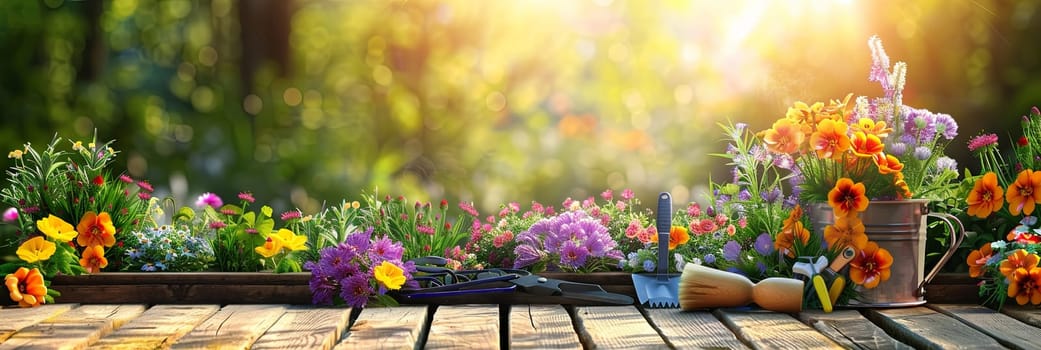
[
  {"x1": 92, "y1": 175, "x2": 105, "y2": 186},
  {"x1": 1019, "y1": 136, "x2": 1030, "y2": 147}
]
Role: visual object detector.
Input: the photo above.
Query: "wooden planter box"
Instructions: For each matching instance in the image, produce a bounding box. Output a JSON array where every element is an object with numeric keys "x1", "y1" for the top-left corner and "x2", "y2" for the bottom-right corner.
[{"x1": 45, "y1": 271, "x2": 982, "y2": 306}]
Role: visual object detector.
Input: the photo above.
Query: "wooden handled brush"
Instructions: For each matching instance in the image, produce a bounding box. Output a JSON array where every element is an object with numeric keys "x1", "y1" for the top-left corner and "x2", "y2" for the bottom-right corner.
[{"x1": 679, "y1": 264, "x2": 804, "y2": 313}]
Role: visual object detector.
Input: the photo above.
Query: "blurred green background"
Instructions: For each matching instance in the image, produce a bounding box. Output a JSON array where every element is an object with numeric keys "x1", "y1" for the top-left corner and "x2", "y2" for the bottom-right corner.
[{"x1": 2, "y1": 0, "x2": 1038, "y2": 215}]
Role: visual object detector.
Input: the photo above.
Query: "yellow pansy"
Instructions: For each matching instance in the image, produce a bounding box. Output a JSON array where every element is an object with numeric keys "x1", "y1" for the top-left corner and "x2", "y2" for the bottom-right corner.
[
  {"x1": 37, "y1": 215, "x2": 77, "y2": 242},
  {"x1": 373, "y1": 260, "x2": 406, "y2": 290},
  {"x1": 274, "y1": 229, "x2": 307, "y2": 251},
  {"x1": 255, "y1": 235, "x2": 284, "y2": 258}
]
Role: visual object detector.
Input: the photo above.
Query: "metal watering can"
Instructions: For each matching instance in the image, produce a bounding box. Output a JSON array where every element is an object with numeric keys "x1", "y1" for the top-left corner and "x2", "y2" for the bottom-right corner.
[{"x1": 809, "y1": 199, "x2": 965, "y2": 307}]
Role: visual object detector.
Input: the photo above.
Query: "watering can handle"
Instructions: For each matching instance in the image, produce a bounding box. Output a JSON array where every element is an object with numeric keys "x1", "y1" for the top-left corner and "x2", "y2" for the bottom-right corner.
[{"x1": 920, "y1": 212, "x2": 966, "y2": 292}]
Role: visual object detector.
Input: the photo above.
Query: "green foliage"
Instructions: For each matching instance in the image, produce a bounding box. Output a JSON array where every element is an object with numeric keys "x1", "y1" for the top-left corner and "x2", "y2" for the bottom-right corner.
[{"x1": 358, "y1": 192, "x2": 475, "y2": 261}]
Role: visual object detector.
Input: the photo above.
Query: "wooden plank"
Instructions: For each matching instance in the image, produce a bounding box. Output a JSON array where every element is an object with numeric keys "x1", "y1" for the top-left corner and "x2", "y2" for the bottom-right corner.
[
  {"x1": 336, "y1": 306, "x2": 427, "y2": 350},
  {"x1": 426, "y1": 305, "x2": 500, "y2": 350},
  {"x1": 1001, "y1": 304, "x2": 1041, "y2": 328},
  {"x1": 0, "y1": 304, "x2": 146, "y2": 350},
  {"x1": 643, "y1": 308, "x2": 749, "y2": 349},
  {"x1": 863, "y1": 307, "x2": 1005, "y2": 349},
  {"x1": 509, "y1": 305, "x2": 581, "y2": 350},
  {"x1": 572, "y1": 306, "x2": 666, "y2": 349},
  {"x1": 798, "y1": 310, "x2": 911, "y2": 350},
  {"x1": 0, "y1": 304, "x2": 76, "y2": 343},
  {"x1": 90, "y1": 304, "x2": 219, "y2": 349},
  {"x1": 931, "y1": 304, "x2": 1041, "y2": 350},
  {"x1": 170, "y1": 304, "x2": 286, "y2": 349},
  {"x1": 252, "y1": 307, "x2": 351, "y2": 350},
  {"x1": 715, "y1": 309, "x2": 842, "y2": 349}
]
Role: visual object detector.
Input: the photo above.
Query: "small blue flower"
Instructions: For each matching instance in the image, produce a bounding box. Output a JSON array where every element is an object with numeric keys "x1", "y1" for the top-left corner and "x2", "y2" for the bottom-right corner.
[
  {"x1": 642, "y1": 260, "x2": 655, "y2": 272},
  {"x1": 142, "y1": 264, "x2": 156, "y2": 272},
  {"x1": 754, "y1": 233, "x2": 774, "y2": 256},
  {"x1": 703, "y1": 254, "x2": 716, "y2": 265}
]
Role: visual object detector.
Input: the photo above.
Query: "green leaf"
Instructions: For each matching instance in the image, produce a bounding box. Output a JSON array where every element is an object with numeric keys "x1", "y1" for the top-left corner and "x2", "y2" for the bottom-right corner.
[
  {"x1": 256, "y1": 216, "x2": 275, "y2": 236},
  {"x1": 261, "y1": 205, "x2": 273, "y2": 218},
  {"x1": 174, "y1": 206, "x2": 195, "y2": 222},
  {"x1": 242, "y1": 212, "x2": 256, "y2": 226}
]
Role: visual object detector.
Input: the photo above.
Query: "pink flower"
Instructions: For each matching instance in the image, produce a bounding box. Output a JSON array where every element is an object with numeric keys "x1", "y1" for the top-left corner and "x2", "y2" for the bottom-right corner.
[
  {"x1": 726, "y1": 224, "x2": 736, "y2": 236},
  {"x1": 601, "y1": 189, "x2": 613, "y2": 201},
  {"x1": 698, "y1": 219, "x2": 717, "y2": 233},
  {"x1": 715, "y1": 214, "x2": 728, "y2": 225},
  {"x1": 625, "y1": 220, "x2": 641, "y2": 238},
  {"x1": 282, "y1": 210, "x2": 302, "y2": 221},
  {"x1": 493, "y1": 231, "x2": 514, "y2": 248},
  {"x1": 119, "y1": 174, "x2": 134, "y2": 183},
  {"x1": 417, "y1": 225, "x2": 435, "y2": 235},
  {"x1": 195, "y1": 192, "x2": 222, "y2": 208},
  {"x1": 459, "y1": 202, "x2": 479, "y2": 217},
  {"x1": 621, "y1": 189, "x2": 635, "y2": 201},
  {"x1": 615, "y1": 201, "x2": 627, "y2": 211},
  {"x1": 738, "y1": 217, "x2": 748, "y2": 229},
  {"x1": 209, "y1": 221, "x2": 227, "y2": 229},
  {"x1": 687, "y1": 203, "x2": 701, "y2": 217},
  {"x1": 238, "y1": 192, "x2": 255, "y2": 203},
  {"x1": 137, "y1": 192, "x2": 151, "y2": 201},
  {"x1": 137, "y1": 181, "x2": 154, "y2": 193},
  {"x1": 2, "y1": 207, "x2": 18, "y2": 222},
  {"x1": 967, "y1": 133, "x2": 999, "y2": 152}
]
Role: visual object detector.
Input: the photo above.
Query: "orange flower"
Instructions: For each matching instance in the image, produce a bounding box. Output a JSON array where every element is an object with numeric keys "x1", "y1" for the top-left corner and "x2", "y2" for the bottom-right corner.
[
  {"x1": 893, "y1": 172, "x2": 912, "y2": 199},
  {"x1": 824, "y1": 215, "x2": 868, "y2": 250},
  {"x1": 785, "y1": 101, "x2": 826, "y2": 126},
  {"x1": 76, "y1": 211, "x2": 116, "y2": 248},
  {"x1": 652, "y1": 226, "x2": 691, "y2": 250},
  {"x1": 5, "y1": 267, "x2": 47, "y2": 307},
  {"x1": 849, "y1": 241, "x2": 893, "y2": 289},
  {"x1": 966, "y1": 243, "x2": 994, "y2": 278},
  {"x1": 966, "y1": 172, "x2": 1004, "y2": 219},
  {"x1": 1008, "y1": 267, "x2": 1041, "y2": 305},
  {"x1": 1000, "y1": 249, "x2": 1040, "y2": 280},
  {"x1": 774, "y1": 221, "x2": 810, "y2": 258},
  {"x1": 827, "y1": 178, "x2": 868, "y2": 218},
  {"x1": 1008, "y1": 230, "x2": 1041, "y2": 244},
  {"x1": 873, "y1": 153, "x2": 904, "y2": 174},
  {"x1": 79, "y1": 245, "x2": 109, "y2": 273},
  {"x1": 809, "y1": 119, "x2": 851, "y2": 159},
  {"x1": 783, "y1": 204, "x2": 803, "y2": 229},
  {"x1": 850, "y1": 118, "x2": 892, "y2": 138},
  {"x1": 850, "y1": 131, "x2": 884, "y2": 158},
  {"x1": 1006, "y1": 169, "x2": 1041, "y2": 216},
  {"x1": 761, "y1": 118, "x2": 805, "y2": 155}
]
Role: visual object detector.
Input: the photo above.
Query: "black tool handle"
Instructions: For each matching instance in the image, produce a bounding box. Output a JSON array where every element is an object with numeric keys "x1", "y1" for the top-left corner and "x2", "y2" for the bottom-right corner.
[{"x1": 656, "y1": 192, "x2": 672, "y2": 278}]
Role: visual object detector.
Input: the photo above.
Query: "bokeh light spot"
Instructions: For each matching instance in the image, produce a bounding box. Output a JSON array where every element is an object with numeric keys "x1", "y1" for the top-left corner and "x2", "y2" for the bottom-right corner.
[
  {"x1": 485, "y1": 91, "x2": 507, "y2": 112},
  {"x1": 243, "y1": 94, "x2": 263, "y2": 115},
  {"x1": 198, "y1": 46, "x2": 218, "y2": 67},
  {"x1": 372, "y1": 65, "x2": 394, "y2": 86},
  {"x1": 283, "y1": 88, "x2": 303, "y2": 106}
]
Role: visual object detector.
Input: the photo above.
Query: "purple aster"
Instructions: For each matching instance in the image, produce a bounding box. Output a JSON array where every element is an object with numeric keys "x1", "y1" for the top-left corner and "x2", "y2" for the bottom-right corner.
[
  {"x1": 888, "y1": 142, "x2": 908, "y2": 157},
  {"x1": 913, "y1": 146, "x2": 932, "y2": 160},
  {"x1": 737, "y1": 189, "x2": 752, "y2": 201},
  {"x1": 195, "y1": 192, "x2": 223, "y2": 209},
  {"x1": 346, "y1": 228, "x2": 373, "y2": 252},
  {"x1": 754, "y1": 233, "x2": 774, "y2": 255},
  {"x1": 559, "y1": 240, "x2": 589, "y2": 270},
  {"x1": 513, "y1": 244, "x2": 546, "y2": 269},
  {"x1": 936, "y1": 157, "x2": 958, "y2": 173},
  {"x1": 935, "y1": 113, "x2": 958, "y2": 140},
  {"x1": 723, "y1": 240, "x2": 742, "y2": 262},
  {"x1": 368, "y1": 235, "x2": 405, "y2": 264},
  {"x1": 309, "y1": 273, "x2": 339, "y2": 305},
  {"x1": 703, "y1": 254, "x2": 716, "y2": 265},
  {"x1": 319, "y1": 245, "x2": 361, "y2": 280},
  {"x1": 340, "y1": 273, "x2": 373, "y2": 309}
]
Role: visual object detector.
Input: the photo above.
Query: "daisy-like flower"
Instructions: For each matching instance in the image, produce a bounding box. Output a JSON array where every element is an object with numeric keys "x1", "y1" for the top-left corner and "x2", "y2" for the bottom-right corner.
[
  {"x1": 1008, "y1": 267, "x2": 1041, "y2": 305},
  {"x1": 999, "y1": 249, "x2": 1040, "y2": 280},
  {"x1": 966, "y1": 172, "x2": 1004, "y2": 219},
  {"x1": 339, "y1": 273, "x2": 373, "y2": 309},
  {"x1": 849, "y1": 241, "x2": 893, "y2": 289},
  {"x1": 238, "y1": 192, "x2": 255, "y2": 203},
  {"x1": 828, "y1": 178, "x2": 869, "y2": 218},
  {"x1": 967, "y1": 133, "x2": 999, "y2": 153},
  {"x1": 281, "y1": 210, "x2": 302, "y2": 221},
  {"x1": 810, "y1": 119, "x2": 851, "y2": 159},
  {"x1": 761, "y1": 118, "x2": 805, "y2": 155},
  {"x1": 966, "y1": 243, "x2": 993, "y2": 278},
  {"x1": 559, "y1": 240, "x2": 589, "y2": 270},
  {"x1": 1006, "y1": 169, "x2": 1041, "y2": 216}
]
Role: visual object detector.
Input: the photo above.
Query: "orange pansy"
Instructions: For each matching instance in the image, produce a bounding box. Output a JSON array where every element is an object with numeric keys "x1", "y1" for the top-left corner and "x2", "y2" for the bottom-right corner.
[
  {"x1": 850, "y1": 131, "x2": 884, "y2": 158},
  {"x1": 999, "y1": 249, "x2": 1040, "y2": 280},
  {"x1": 4, "y1": 267, "x2": 47, "y2": 308},
  {"x1": 824, "y1": 215, "x2": 868, "y2": 250},
  {"x1": 966, "y1": 243, "x2": 994, "y2": 278},
  {"x1": 651, "y1": 226, "x2": 691, "y2": 251},
  {"x1": 873, "y1": 153, "x2": 904, "y2": 174},
  {"x1": 1008, "y1": 267, "x2": 1041, "y2": 305},
  {"x1": 1006, "y1": 169, "x2": 1041, "y2": 216},
  {"x1": 76, "y1": 211, "x2": 116, "y2": 248},
  {"x1": 785, "y1": 101, "x2": 826, "y2": 126},
  {"x1": 850, "y1": 117, "x2": 892, "y2": 138},
  {"x1": 774, "y1": 220, "x2": 810, "y2": 258},
  {"x1": 966, "y1": 172, "x2": 1005, "y2": 219},
  {"x1": 849, "y1": 241, "x2": 893, "y2": 289},
  {"x1": 761, "y1": 118, "x2": 805, "y2": 155},
  {"x1": 809, "y1": 119, "x2": 851, "y2": 159},
  {"x1": 79, "y1": 245, "x2": 109, "y2": 273},
  {"x1": 827, "y1": 178, "x2": 868, "y2": 218}
]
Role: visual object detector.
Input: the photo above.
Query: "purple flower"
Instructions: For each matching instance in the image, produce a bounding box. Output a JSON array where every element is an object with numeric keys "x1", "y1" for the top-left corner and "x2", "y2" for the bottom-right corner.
[
  {"x1": 513, "y1": 244, "x2": 546, "y2": 269},
  {"x1": 737, "y1": 189, "x2": 752, "y2": 201},
  {"x1": 773, "y1": 154, "x2": 795, "y2": 170},
  {"x1": 340, "y1": 274, "x2": 373, "y2": 309},
  {"x1": 2, "y1": 207, "x2": 17, "y2": 223},
  {"x1": 559, "y1": 241, "x2": 589, "y2": 270},
  {"x1": 642, "y1": 259, "x2": 655, "y2": 272},
  {"x1": 369, "y1": 236, "x2": 404, "y2": 264},
  {"x1": 195, "y1": 192, "x2": 223, "y2": 209},
  {"x1": 888, "y1": 142, "x2": 908, "y2": 157},
  {"x1": 913, "y1": 146, "x2": 932, "y2": 160},
  {"x1": 723, "y1": 240, "x2": 742, "y2": 262},
  {"x1": 937, "y1": 157, "x2": 958, "y2": 173},
  {"x1": 935, "y1": 113, "x2": 958, "y2": 140},
  {"x1": 308, "y1": 271, "x2": 339, "y2": 305},
  {"x1": 761, "y1": 188, "x2": 782, "y2": 204},
  {"x1": 703, "y1": 254, "x2": 716, "y2": 264},
  {"x1": 868, "y1": 36, "x2": 891, "y2": 92},
  {"x1": 513, "y1": 210, "x2": 621, "y2": 270},
  {"x1": 754, "y1": 233, "x2": 774, "y2": 255},
  {"x1": 346, "y1": 228, "x2": 373, "y2": 252}
]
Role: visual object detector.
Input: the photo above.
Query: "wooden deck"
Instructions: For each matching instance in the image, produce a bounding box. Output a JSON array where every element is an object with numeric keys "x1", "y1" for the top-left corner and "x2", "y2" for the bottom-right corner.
[{"x1": 3, "y1": 303, "x2": 1041, "y2": 349}]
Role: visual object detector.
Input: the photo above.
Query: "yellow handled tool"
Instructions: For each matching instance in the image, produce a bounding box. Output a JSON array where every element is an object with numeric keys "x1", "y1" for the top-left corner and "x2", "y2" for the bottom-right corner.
[
  {"x1": 812, "y1": 275, "x2": 832, "y2": 313},
  {"x1": 828, "y1": 276, "x2": 845, "y2": 305}
]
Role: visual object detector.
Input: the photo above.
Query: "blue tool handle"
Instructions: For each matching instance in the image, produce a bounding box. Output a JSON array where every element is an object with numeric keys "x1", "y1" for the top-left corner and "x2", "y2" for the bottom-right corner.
[{"x1": 656, "y1": 192, "x2": 672, "y2": 279}]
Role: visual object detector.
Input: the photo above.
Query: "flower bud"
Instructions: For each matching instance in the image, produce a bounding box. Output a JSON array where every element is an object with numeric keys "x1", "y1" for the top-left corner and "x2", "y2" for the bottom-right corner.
[{"x1": 2, "y1": 207, "x2": 18, "y2": 222}]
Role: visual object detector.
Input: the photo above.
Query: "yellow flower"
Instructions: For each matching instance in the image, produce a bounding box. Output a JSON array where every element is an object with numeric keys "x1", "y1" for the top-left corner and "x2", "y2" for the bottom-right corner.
[
  {"x1": 37, "y1": 215, "x2": 77, "y2": 242},
  {"x1": 809, "y1": 119, "x2": 851, "y2": 159},
  {"x1": 77, "y1": 211, "x2": 117, "y2": 247},
  {"x1": 850, "y1": 117, "x2": 892, "y2": 138},
  {"x1": 761, "y1": 118, "x2": 805, "y2": 155},
  {"x1": 72, "y1": 141, "x2": 84, "y2": 151},
  {"x1": 16, "y1": 236, "x2": 56, "y2": 263},
  {"x1": 274, "y1": 228, "x2": 307, "y2": 251},
  {"x1": 5, "y1": 267, "x2": 47, "y2": 307},
  {"x1": 79, "y1": 245, "x2": 109, "y2": 273},
  {"x1": 8, "y1": 149, "x2": 23, "y2": 159},
  {"x1": 255, "y1": 236, "x2": 284, "y2": 258},
  {"x1": 373, "y1": 260, "x2": 406, "y2": 290}
]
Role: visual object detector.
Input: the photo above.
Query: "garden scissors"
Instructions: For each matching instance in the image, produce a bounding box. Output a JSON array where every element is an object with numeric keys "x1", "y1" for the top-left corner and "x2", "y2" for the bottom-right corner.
[{"x1": 397, "y1": 256, "x2": 633, "y2": 305}]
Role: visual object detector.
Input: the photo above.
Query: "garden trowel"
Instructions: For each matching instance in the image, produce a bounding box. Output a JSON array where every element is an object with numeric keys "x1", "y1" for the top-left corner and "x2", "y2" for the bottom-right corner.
[{"x1": 631, "y1": 192, "x2": 680, "y2": 308}]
